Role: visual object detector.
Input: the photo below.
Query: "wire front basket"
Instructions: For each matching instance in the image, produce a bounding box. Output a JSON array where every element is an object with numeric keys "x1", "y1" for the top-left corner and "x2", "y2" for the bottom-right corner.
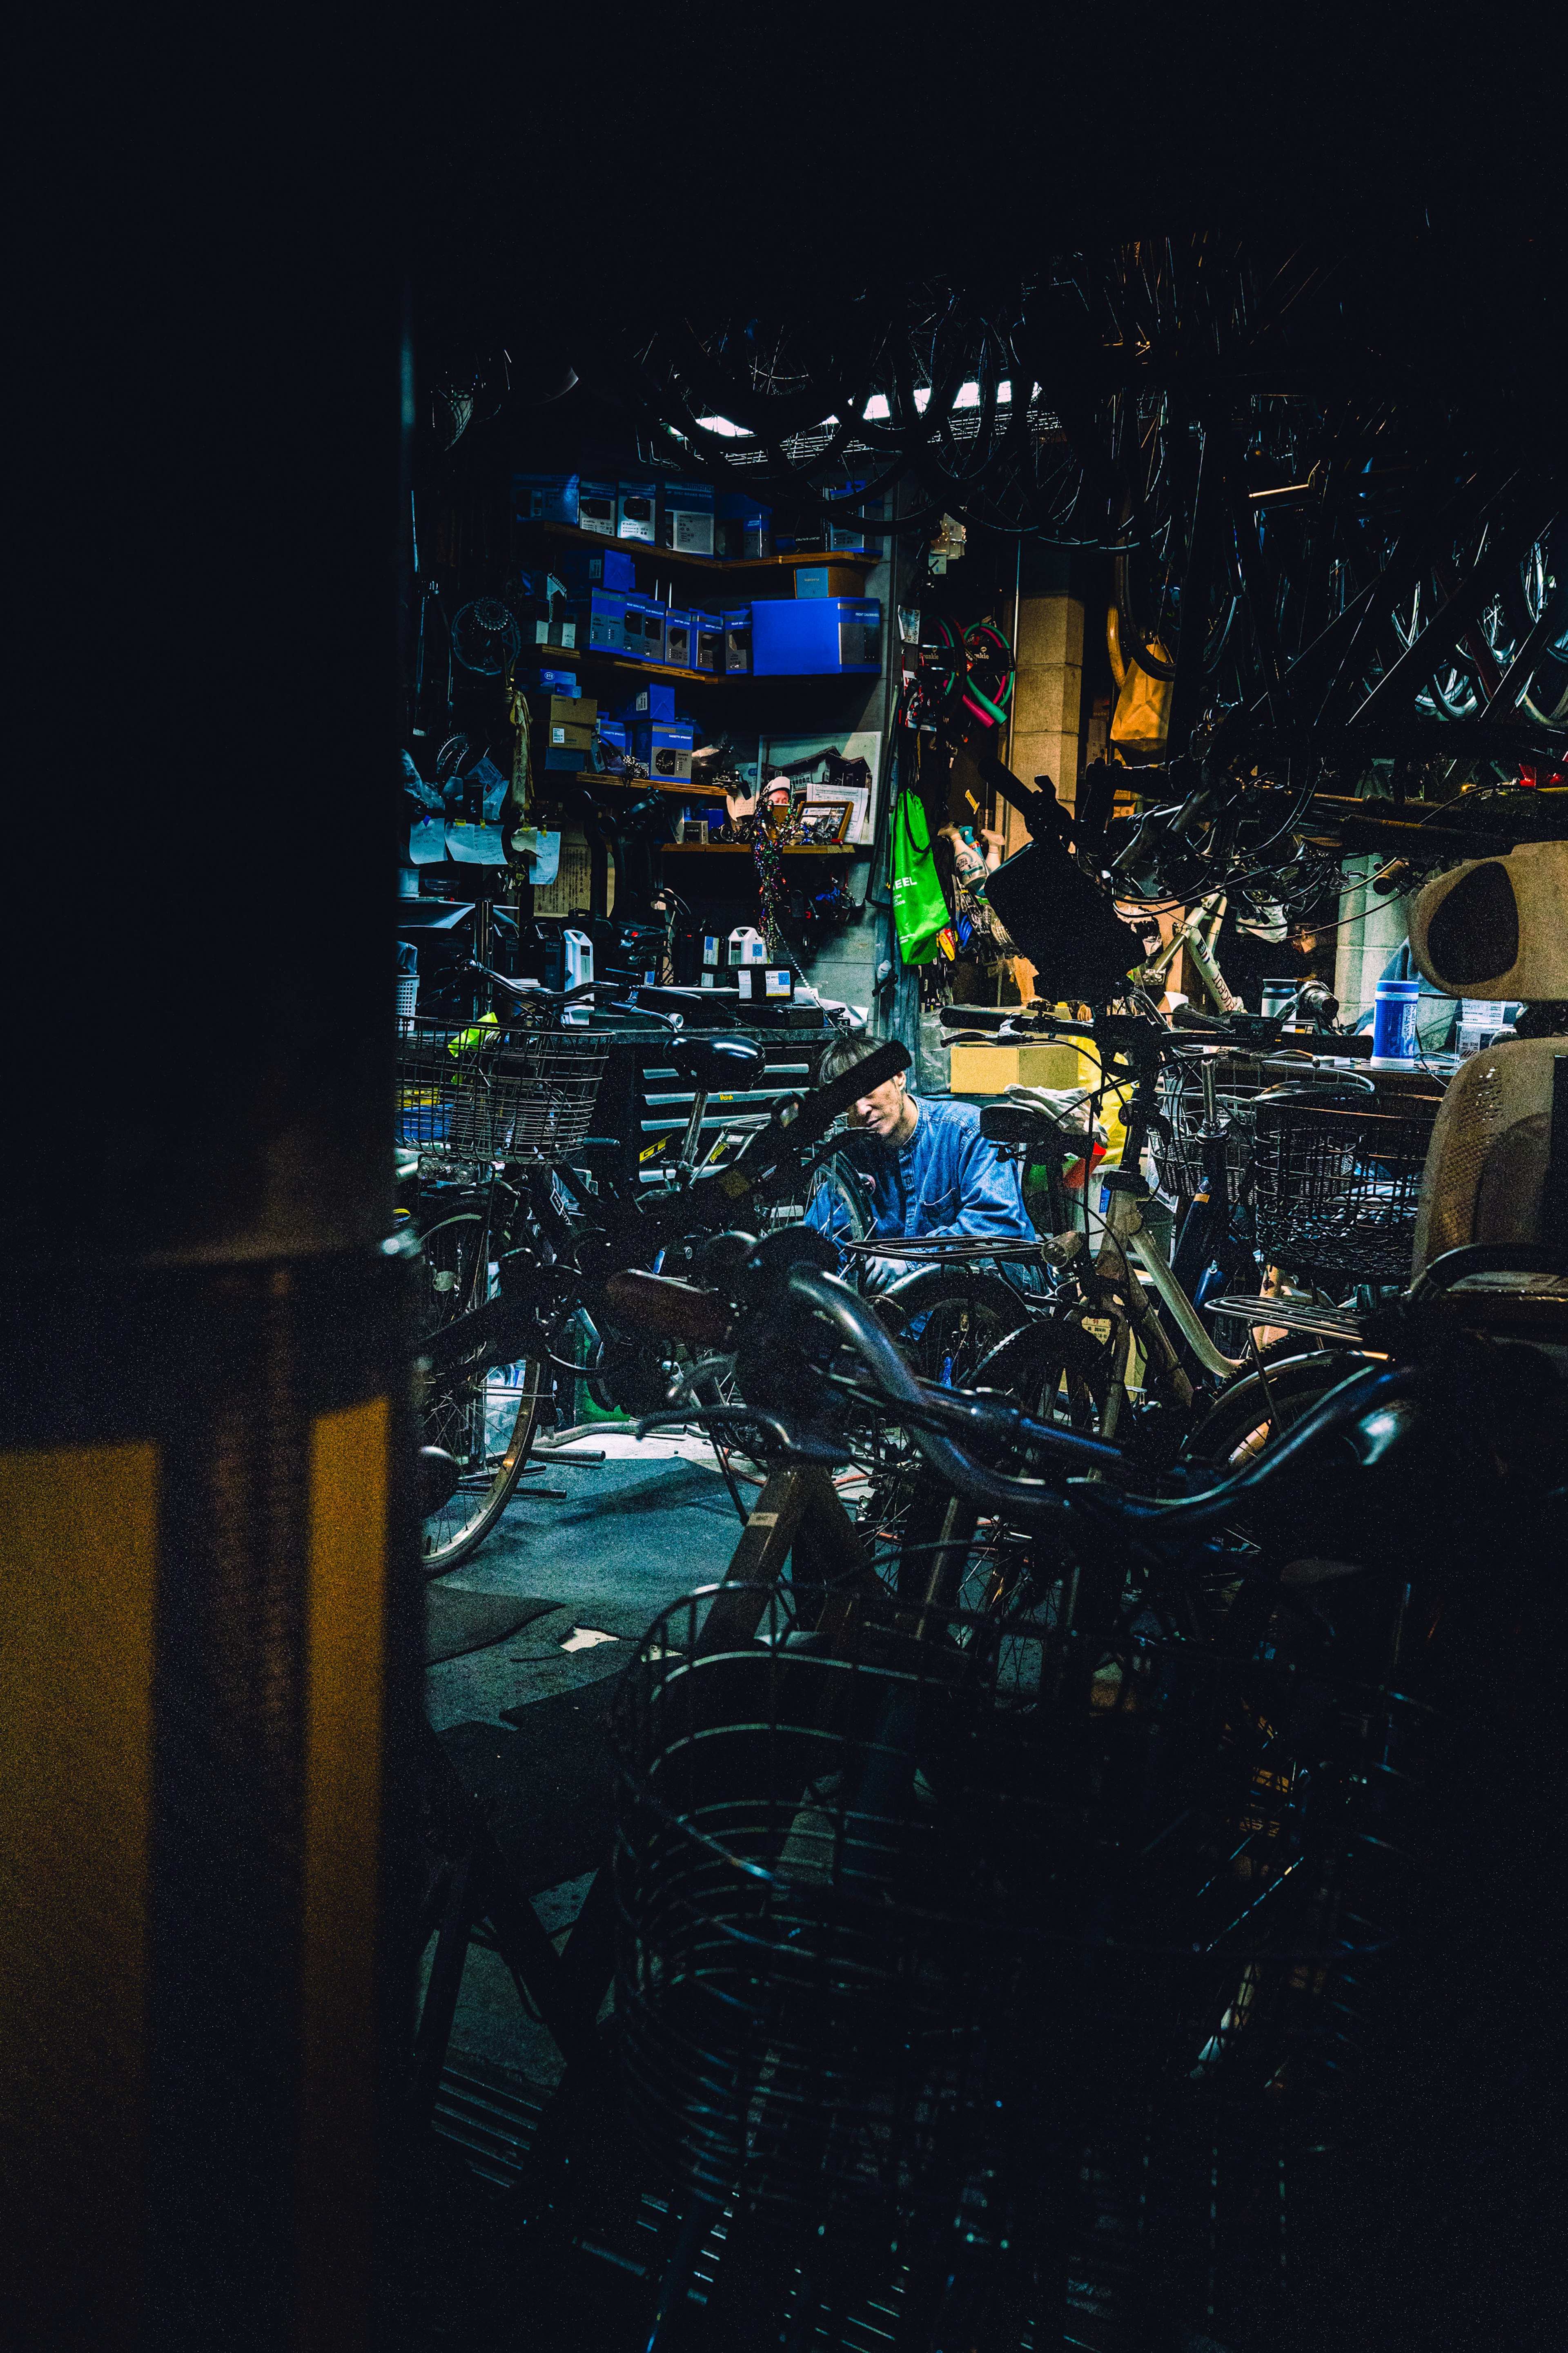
[
  {"x1": 394, "y1": 1017, "x2": 608, "y2": 1173},
  {"x1": 1152, "y1": 1065, "x2": 1260, "y2": 1205},
  {"x1": 1251, "y1": 1088, "x2": 1441, "y2": 1287},
  {"x1": 612, "y1": 1582, "x2": 1428, "y2": 2234}
]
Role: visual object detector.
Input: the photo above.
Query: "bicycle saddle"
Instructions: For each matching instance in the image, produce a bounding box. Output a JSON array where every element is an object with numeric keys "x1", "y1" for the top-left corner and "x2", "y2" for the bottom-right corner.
[
  {"x1": 670, "y1": 1034, "x2": 767, "y2": 1091},
  {"x1": 982, "y1": 1088, "x2": 1095, "y2": 1148}
]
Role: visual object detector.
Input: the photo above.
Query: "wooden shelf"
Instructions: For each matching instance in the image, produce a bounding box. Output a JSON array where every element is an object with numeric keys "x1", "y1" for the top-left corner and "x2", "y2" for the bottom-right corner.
[
  {"x1": 566, "y1": 770, "x2": 728, "y2": 801},
  {"x1": 527, "y1": 648, "x2": 878, "y2": 686},
  {"x1": 531, "y1": 520, "x2": 880, "y2": 573},
  {"x1": 659, "y1": 841, "x2": 858, "y2": 857},
  {"x1": 526, "y1": 647, "x2": 734, "y2": 685}
]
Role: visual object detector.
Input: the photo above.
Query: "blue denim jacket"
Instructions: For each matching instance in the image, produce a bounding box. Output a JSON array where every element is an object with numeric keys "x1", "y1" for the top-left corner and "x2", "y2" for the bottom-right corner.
[{"x1": 804, "y1": 1094, "x2": 1036, "y2": 1249}]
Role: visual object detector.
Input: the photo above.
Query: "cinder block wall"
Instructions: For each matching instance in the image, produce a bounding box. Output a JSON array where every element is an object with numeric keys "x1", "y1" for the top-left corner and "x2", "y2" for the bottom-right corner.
[
  {"x1": 1004, "y1": 593, "x2": 1085, "y2": 855},
  {"x1": 1334, "y1": 854, "x2": 1410, "y2": 1024}
]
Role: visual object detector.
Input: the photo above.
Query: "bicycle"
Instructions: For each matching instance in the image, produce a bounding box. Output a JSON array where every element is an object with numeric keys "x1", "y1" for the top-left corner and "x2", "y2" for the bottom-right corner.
[
  {"x1": 408, "y1": 1011, "x2": 919, "y2": 1567},
  {"x1": 567, "y1": 1231, "x2": 1567, "y2": 2351}
]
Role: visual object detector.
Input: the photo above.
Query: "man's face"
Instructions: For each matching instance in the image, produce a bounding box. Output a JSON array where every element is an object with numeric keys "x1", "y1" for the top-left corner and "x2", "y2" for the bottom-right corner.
[{"x1": 854, "y1": 1073, "x2": 908, "y2": 1141}]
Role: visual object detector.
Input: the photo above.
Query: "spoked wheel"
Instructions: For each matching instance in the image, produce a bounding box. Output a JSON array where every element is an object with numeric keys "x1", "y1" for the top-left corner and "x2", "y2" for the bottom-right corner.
[
  {"x1": 874, "y1": 1267, "x2": 1031, "y2": 1387},
  {"x1": 881, "y1": 1319, "x2": 1114, "y2": 1692},
  {"x1": 1183, "y1": 1348, "x2": 1364, "y2": 1472},
  {"x1": 415, "y1": 1207, "x2": 545, "y2": 1577}
]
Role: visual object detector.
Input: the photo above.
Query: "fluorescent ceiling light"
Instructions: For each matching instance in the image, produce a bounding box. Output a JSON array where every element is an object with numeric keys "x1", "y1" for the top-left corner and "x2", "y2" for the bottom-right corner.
[{"x1": 696, "y1": 414, "x2": 747, "y2": 436}]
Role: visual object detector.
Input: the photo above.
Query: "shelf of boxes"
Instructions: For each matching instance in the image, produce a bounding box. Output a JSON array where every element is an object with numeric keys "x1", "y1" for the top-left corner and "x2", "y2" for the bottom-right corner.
[
  {"x1": 657, "y1": 842, "x2": 858, "y2": 858},
  {"x1": 531, "y1": 520, "x2": 881, "y2": 573}
]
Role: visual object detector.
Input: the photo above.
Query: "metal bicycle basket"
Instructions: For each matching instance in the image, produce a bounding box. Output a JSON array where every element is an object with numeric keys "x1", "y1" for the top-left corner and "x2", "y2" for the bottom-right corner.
[
  {"x1": 1250, "y1": 1081, "x2": 1441, "y2": 1287},
  {"x1": 612, "y1": 1579, "x2": 1430, "y2": 2259},
  {"x1": 1152, "y1": 1063, "x2": 1261, "y2": 1205},
  {"x1": 394, "y1": 1015, "x2": 608, "y2": 1173}
]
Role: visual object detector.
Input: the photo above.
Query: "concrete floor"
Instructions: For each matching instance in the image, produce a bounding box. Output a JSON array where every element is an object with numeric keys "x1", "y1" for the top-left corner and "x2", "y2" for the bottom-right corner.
[{"x1": 422, "y1": 1430, "x2": 755, "y2": 2085}]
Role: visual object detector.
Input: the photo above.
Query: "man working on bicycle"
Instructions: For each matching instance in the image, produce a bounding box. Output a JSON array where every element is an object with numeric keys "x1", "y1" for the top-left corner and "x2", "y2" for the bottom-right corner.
[{"x1": 803, "y1": 1031, "x2": 1036, "y2": 1290}]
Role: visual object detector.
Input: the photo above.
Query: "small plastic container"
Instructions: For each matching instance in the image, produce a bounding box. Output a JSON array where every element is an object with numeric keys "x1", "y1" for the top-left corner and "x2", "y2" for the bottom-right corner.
[
  {"x1": 1370, "y1": 976, "x2": 1420, "y2": 1067},
  {"x1": 1260, "y1": 978, "x2": 1298, "y2": 1020}
]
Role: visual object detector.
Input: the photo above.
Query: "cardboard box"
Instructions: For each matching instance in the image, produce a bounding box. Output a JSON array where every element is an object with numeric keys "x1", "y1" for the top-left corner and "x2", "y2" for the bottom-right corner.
[
  {"x1": 750, "y1": 597, "x2": 881, "y2": 675},
  {"x1": 662, "y1": 607, "x2": 694, "y2": 669},
  {"x1": 715, "y1": 492, "x2": 771, "y2": 560},
  {"x1": 621, "y1": 680, "x2": 675, "y2": 721},
  {"x1": 513, "y1": 471, "x2": 579, "y2": 525},
  {"x1": 543, "y1": 744, "x2": 591, "y2": 771},
  {"x1": 528, "y1": 616, "x2": 579, "y2": 650},
  {"x1": 575, "y1": 479, "x2": 618, "y2": 537},
  {"x1": 948, "y1": 1042, "x2": 1085, "y2": 1094},
  {"x1": 793, "y1": 564, "x2": 866, "y2": 600},
  {"x1": 545, "y1": 695, "x2": 597, "y2": 727},
  {"x1": 691, "y1": 611, "x2": 722, "y2": 674},
  {"x1": 722, "y1": 607, "x2": 751, "y2": 674},
  {"x1": 633, "y1": 721, "x2": 695, "y2": 783},
  {"x1": 617, "y1": 480, "x2": 658, "y2": 542},
  {"x1": 659, "y1": 480, "x2": 716, "y2": 556},
  {"x1": 548, "y1": 723, "x2": 595, "y2": 752}
]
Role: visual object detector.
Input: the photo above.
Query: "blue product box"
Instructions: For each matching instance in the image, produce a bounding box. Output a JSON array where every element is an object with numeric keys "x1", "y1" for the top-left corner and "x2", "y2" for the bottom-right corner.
[
  {"x1": 617, "y1": 480, "x2": 658, "y2": 542},
  {"x1": 634, "y1": 721, "x2": 695, "y2": 783},
  {"x1": 586, "y1": 588, "x2": 628, "y2": 654},
  {"x1": 620, "y1": 680, "x2": 676, "y2": 721},
  {"x1": 622, "y1": 595, "x2": 666, "y2": 665},
  {"x1": 715, "y1": 491, "x2": 771, "y2": 560},
  {"x1": 722, "y1": 607, "x2": 751, "y2": 675},
  {"x1": 543, "y1": 743, "x2": 590, "y2": 770},
  {"x1": 691, "y1": 611, "x2": 723, "y2": 674},
  {"x1": 824, "y1": 483, "x2": 888, "y2": 553},
  {"x1": 660, "y1": 480, "x2": 716, "y2": 557},
  {"x1": 751, "y1": 597, "x2": 881, "y2": 676},
  {"x1": 662, "y1": 607, "x2": 694, "y2": 669},
  {"x1": 576, "y1": 478, "x2": 618, "y2": 537},
  {"x1": 517, "y1": 665, "x2": 579, "y2": 695},
  {"x1": 558, "y1": 544, "x2": 635, "y2": 593},
  {"x1": 597, "y1": 717, "x2": 628, "y2": 752},
  {"x1": 513, "y1": 471, "x2": 579, "y2": 525}
]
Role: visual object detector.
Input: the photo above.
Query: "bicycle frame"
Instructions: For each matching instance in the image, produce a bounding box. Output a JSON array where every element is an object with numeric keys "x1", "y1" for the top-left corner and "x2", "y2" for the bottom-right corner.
[{"x1": 1102, "y1": 1180, "x2": 1247, "y2": 1381}]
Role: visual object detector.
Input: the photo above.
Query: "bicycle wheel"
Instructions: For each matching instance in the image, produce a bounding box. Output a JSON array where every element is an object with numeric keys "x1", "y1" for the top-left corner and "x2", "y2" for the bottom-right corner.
[
  {"x1": 415, "y1": 1207, "x2": 545, "y2": 1577},
  {"x1": 1182, "y1": 1348, "x2": 1363, "y2": 1472},
  {"x1": 874, "y1": 1267, "x2": 1031, "y2": 1387}
]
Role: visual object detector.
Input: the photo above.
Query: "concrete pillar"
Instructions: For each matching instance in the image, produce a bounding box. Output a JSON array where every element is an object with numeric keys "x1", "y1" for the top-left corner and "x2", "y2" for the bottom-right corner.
[
  {"x1": 1004, "y1": 593, "x2": 1084, "y2": 854},
  {"x1": 1334, "y1": 854, "x2": 1410, "y2": 1025}
]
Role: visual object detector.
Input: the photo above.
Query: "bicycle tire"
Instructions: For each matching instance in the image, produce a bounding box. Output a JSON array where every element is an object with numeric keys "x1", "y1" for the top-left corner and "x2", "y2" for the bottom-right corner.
[
  {"x1": 415, "y1": 1208, "x2": 544, "y2": 1577},
  {"x1": 873, "y1": 1267, "x2": 1031, "y2": 1387},
  {"x1": 1182, "y1": 1347, "x2": 1363, "y2": 1472},
  {"x1": 970, "y1": 1313, "x2": 1111, "y2": 1433}
]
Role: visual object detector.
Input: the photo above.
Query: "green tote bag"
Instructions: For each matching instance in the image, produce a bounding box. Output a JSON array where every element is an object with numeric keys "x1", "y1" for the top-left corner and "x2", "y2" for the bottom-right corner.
[{"x1": 891, "y1": 786, "x2": 949, "y2": 966}]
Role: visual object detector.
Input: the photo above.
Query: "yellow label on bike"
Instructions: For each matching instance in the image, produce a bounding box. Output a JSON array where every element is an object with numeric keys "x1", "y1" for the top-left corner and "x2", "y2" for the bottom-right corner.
[{"x1": 1082, "y1": 1317, "x2": 1113, "y2": 1345}]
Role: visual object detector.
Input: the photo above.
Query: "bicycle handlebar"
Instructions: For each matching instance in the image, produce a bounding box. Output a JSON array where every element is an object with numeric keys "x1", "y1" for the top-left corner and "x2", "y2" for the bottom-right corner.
[{"x1": 469, "y1": 965, "x2": 684, "y2": 1030}]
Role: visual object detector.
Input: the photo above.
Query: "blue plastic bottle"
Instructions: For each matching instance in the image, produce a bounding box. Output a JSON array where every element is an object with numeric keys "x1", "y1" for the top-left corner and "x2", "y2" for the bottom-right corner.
[{"x1": 1370, "y1": 977, "x2": 1421, "y2": 1067}]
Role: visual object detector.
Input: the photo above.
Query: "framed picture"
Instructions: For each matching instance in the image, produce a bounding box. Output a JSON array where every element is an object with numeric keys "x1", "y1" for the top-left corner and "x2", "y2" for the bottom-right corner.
[{"x1": 802, "y1": 798, "x2": 852, "y2": 843}]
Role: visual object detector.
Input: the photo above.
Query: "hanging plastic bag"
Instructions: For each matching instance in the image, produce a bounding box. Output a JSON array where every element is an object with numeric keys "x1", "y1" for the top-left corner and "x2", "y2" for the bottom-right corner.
[{"x1": 891, "y1": 785, "x2": 949, "y2": 966}]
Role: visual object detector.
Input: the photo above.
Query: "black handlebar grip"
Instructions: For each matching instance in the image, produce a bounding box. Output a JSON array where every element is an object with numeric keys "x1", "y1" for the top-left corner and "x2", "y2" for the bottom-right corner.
[{"x1": 938, "y1": 1004, "x2": 1015, "y2": 1031}]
